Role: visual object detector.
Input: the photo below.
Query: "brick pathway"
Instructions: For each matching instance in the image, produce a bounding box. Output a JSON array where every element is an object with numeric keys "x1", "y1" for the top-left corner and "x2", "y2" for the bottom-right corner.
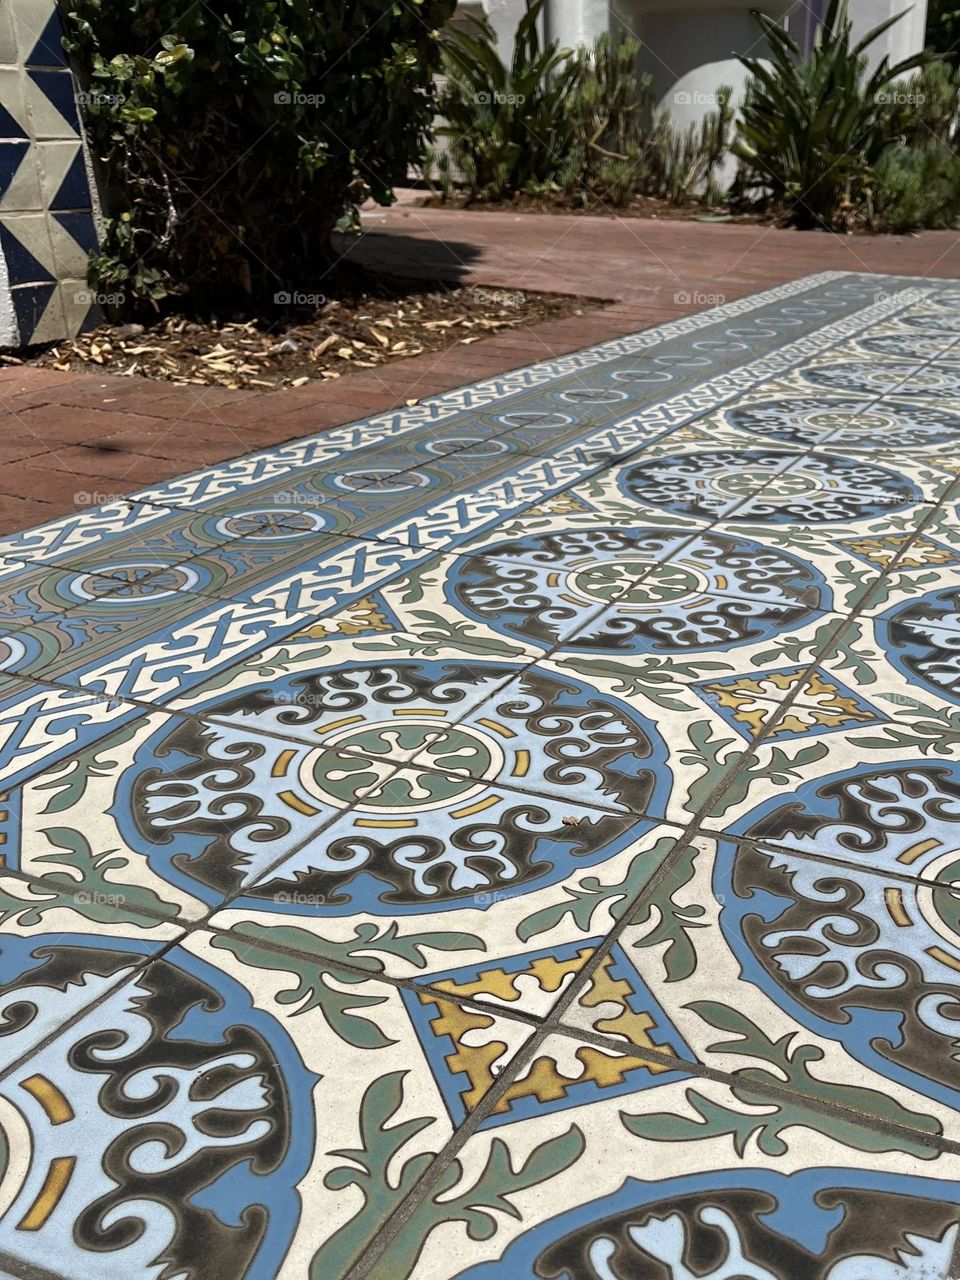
[{"x1": 1, "y1": 201, "x2": 958, "y2": 533}]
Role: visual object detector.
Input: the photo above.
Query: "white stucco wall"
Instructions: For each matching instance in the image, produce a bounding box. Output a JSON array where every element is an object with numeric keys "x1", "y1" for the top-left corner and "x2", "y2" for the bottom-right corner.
[{"x1": 611, "y1": 2, "x2": 791, "y2": 124}]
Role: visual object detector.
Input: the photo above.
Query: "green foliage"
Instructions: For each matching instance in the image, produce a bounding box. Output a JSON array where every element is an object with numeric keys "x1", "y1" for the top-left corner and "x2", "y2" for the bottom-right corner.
[
  {"x1": 870, "y1": 62, "x2": 960, "y2": 230},
  {"x1": 888, "y1": 58, "x2": 960, "y2": 142},
  {"x1": 556, "y1": 33, "x2": 652, "y2": 207},
  {"x1": 431, "y1": 0, "x2": 579, "y2": 200},
  {"x1": 64, "y1": 0, "x2": 455, "y2": 307},
  {"x1": 433, "y1": 8, "x2": 733, "y2": 209},
  {"x1": 927, "y1": 0, "x2": 960, "y2": 64},
  {"x1": 872, "y1": 143, "x2": 960, "y2": 230},
  {"x1": 646, "y1": 89, "x2": 735, "y2": 206},
  {"x1": 734, "y1": 0, "x2": 929, "y2": 227}
]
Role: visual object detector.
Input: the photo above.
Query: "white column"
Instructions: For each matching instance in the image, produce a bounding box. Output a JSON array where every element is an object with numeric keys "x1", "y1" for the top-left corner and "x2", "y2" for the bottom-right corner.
[{"x1": 544, "y1": 0, "x2": 609, "y2": 49}]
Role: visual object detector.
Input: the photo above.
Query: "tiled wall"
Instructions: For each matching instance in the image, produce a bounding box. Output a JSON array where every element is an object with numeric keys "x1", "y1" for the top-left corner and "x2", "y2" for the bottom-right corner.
[{"x1": 0, "y1": 0, "x2": 100, "y2": 347}]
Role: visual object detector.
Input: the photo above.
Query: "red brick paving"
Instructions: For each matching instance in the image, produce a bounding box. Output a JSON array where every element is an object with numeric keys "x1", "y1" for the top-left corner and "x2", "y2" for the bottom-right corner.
[{"x1": 2, "y1": 201, "x2": 959, "y2": 534}]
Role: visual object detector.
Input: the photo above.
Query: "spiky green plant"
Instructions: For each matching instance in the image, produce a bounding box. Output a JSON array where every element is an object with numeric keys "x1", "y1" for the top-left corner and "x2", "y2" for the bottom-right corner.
[
  {"x1": 431, "y1": 0, "x2": 580, "y2": 200},
  {"x1": 556, "y1": 33, "x2": 652, "y2": 205},
  {"x1": 734, "y1": 0, "x2": 930, "y2": 227}
]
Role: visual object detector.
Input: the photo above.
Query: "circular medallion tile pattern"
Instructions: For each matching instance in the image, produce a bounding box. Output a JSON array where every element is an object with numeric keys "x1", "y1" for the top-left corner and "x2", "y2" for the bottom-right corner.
[
  {"x1": 619, "y1": 449, "x2": 922, "y2": 523},
  {"x1": 122, "y1": 661, "x2": 669, "y2": 910},
  {"x1": 448, "y1": 526, "x2": 827, "y2": 652},
  {"x1": 725, "y1": 397, "x2": 960, "y2": 449}
]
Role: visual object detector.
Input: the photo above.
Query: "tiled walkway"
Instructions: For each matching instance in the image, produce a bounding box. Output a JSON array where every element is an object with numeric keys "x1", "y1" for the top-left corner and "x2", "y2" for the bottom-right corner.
[{"x1": 1, "y1": 271, "x2": 960, "y2": 1278}]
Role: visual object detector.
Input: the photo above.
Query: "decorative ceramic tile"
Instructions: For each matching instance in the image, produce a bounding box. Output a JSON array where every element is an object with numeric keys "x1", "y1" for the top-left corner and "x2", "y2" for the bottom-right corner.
[
  {"x1": 0, "y1": 676, "x2": 138, "y2": 789},
  {"x1": 0, "y1": 925, "x2": 534, "y2": 1280},
  {"x1": 171, "y1": 628, "x2": 536, "y2": 753},
  {"x1": 5, "y1": 704, "x2": 419, "y2": 914},
  {"x1": 362, "y1": 1039, "x2": 960, "y2": 1279},
  {"x1": 561, "y1": 834, "x2": 960, "y2": 1139},
  {"x1": 208, "y1": 814, "x2": 677, "y2": 982},
  {"x1": 694, "y1": 664, "x2": 887, "y2": 741},
  {"x1": 1, "y1": 274, "x2": 960, "y2": 1277},
  {"x1": 0, "y1": 0, "x2": 101, "y2": 343},
  {"x1": 0, "y1": 568, "x2": 304, "y2": 690},
  {"x1": 698, "y1": 614, "x2": 960, "y2": 888}
]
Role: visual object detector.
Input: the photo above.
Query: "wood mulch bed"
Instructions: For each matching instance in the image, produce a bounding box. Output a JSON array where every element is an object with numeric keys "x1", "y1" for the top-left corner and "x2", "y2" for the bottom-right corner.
[{"x1": 21, "y1": 271, "x2": 601, "y2": 391}]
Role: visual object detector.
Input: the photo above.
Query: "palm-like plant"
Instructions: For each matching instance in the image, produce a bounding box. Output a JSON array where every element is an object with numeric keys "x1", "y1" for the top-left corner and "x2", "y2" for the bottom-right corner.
[
  {"x1": 432, "y1": 0, "x2": 580, "y2": 200},
  {"x1": 734, "y1": 0, "x2": 929, "y2": 227}
]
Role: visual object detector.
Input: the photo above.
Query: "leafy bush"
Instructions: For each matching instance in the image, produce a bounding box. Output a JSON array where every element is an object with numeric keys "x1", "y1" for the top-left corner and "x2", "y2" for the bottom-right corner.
[
  {"x1": 647, "y1": 90, "x2": 734, "y2": 207},
  {"x1": 870, "y1": 60, "x2": 960, "y2": 230},
  {"x1": 431, "y1": 0, "x2": 579, "y2": 201},
  {"x1": 886, "y1": 58, "x2": 960, "y2": 145},
  {"x1": 734, "y1": 0, "x2": 928, "y2": 227},
  {"x1": 927, "y1": 0, "x2": 960, "y2": 66},
  {"x1": 64, "y1": 0, "x2": 455, "y2": 308},
  {"x1": 871, "y1": 143, "x2": 960, "y2": 229}
]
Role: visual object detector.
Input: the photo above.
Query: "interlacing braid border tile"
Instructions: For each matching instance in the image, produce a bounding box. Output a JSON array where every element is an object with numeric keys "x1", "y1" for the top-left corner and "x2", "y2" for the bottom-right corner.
[{"x1": 1, "y1": 271, "x2": 960, "y2": 1279}]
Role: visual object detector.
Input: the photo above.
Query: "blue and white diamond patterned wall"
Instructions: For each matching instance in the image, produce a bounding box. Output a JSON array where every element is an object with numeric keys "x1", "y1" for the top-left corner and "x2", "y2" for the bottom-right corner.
[{"x1": 0, "y1": 0, "x2": 101, "y2": 346}]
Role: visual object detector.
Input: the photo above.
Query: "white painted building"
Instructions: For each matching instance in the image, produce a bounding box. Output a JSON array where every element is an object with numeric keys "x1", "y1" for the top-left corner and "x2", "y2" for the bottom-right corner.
[{"x1": 464, "y1": 0, "x2": 930, "y2": 126}]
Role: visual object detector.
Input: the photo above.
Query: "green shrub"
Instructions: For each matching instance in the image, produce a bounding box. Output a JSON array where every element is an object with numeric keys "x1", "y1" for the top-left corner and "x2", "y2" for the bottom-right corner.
[
  {"x1": 64, "y1": 0, "x2": 455, "y2": 308},
  {"x1": 431, "y1": 0, "x2": 579, "y2": 201},
  {"x1": 927, "y1": 0, "x2": 960, "y2": 66},
  {"x1": 647, "y1": 90, "x2": 734, "y2": 207},
  {"x1": 887, "y1": 59, "x2": 960, "y2": 145},
  {"x1": 734, "y1": 0, "x2": 928, "y2": 227},
  {"x1": 434, "y1": 10, "x2": 735, "y2": 211},
  {"x1": 556, "y1": 33, "x2": 650, "y2": 207},
  {"x1": 872, "y1": 143, "x2": 960, "y2": 229}
]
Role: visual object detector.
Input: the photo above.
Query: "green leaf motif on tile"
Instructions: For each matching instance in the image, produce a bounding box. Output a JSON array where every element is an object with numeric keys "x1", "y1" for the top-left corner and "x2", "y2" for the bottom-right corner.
[
  {"x1": 623, "y1": 1001, "x2": 940, "y2": 1159},
  {"x1": 365, "y1": 610, "x2": 529, "y2": 659},
  {"x1": 816, "y1": 622, "x2": 879, "y2": 686},
  {"x1": 561, "y1": 655, "x2": 732, "y2": 711},
  {"x1": 211, "y1": 929, "x2": 394, "y2": 1050},
  {"x1": 312, "y1": 1071, "x2": 436, "y2": 1280},
  {"x1": 627, "y1": 838, "x2": 707, "y2": 982},
  {"x1": 224, "y1": 919, "x2": 484, "y2": 973},
  {"x1": 749, "y1": 620, "x2": 875, "y2": 685},
  {"x1": 683, "y1": 722, "x2": 829, "y2": 818},
  {"x1": 8, "y1": 826, "x2": 181, "y2": 925},
  {"x1": 518, "y1": 834, "x2": 677, "y2": 942},
  {"x1": 391, "y1": 563, "x2": 436, "y2": 606},
  {"x1": 857, "y1": 697, "x2": 960, "y2": 755},
  {"x1": 186, "y1": 642, "x2": 334, "y2": 693},
  {"x1": 34, "y1": 722, "x2": 140, "y2": 813},
  {"x1": 313, "y1": 1071, "x2": 584, "y2": 1280}
]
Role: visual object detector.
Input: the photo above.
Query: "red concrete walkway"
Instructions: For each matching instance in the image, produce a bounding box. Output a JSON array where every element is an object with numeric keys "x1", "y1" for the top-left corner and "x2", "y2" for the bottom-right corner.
[{"x1": 1, "y1": 201, "x2": 958, "y2": 534}]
